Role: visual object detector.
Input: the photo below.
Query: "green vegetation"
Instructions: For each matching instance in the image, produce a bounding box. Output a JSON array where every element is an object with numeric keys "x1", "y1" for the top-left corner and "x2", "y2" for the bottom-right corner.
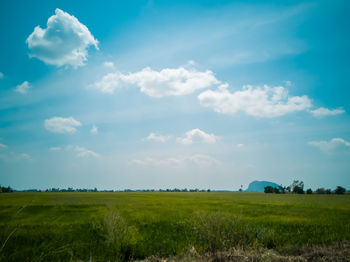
[{"x1": 0, "y1": 192, "x2": 350, "y2": 261}]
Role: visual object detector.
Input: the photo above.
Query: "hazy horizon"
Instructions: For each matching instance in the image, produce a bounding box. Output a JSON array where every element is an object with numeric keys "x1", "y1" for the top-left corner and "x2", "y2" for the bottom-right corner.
[{"x1": 1, "y1": 0, "x2": 349, "y2": 190}]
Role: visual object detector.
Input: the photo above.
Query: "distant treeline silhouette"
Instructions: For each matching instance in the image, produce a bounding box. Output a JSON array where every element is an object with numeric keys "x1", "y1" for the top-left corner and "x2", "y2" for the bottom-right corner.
[
  {"x1": 264, "y1": 180, "x2": 347, "y2": 195},
  {"x1": 0, "y1": 185, "x2": 212, "y2": 193}
]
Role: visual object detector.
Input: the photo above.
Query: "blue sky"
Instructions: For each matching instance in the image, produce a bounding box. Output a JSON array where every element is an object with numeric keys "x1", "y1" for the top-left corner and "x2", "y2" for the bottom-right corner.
[{"x1": 0, "y1": 0, "x2": 349, "y2": 190}]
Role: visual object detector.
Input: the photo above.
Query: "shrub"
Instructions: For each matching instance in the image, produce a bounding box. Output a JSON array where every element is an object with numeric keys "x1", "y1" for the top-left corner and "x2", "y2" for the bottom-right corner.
[
  {"x1": 335, "y1": 186, "x2": 346, "y2": 195},
  {"x1": 316, "y1": 188, "x2": 325, "y2": 194},
  {"x1": 306, "y1": 188, "x2": 312, "y2": 194}
]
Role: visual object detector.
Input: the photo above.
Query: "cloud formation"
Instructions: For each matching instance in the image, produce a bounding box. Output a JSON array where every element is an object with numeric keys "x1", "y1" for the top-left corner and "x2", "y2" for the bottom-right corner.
[
  {"x1": 15, "y1": 81, "x2": 31, "y2": 94},
  {"x1": 198, "y1": 84, "x2": 313, "y2": 118},
  {"x1": 74, "y1": 146, "x2": 100, "y2": 158},
  {"x1": 146, "y1": 132, "x2": 170, "y2": 142},
  {"x1": 26, "y1": 8, "x2": 98, "y2": 68},
  {"x1": 90, "y1": 125, "x2": 98, "y2": 135},
  {"x1": 0, "y1": 144, "x2": 8, "y2": 149},
  {"x1": 92, "y1": 67, "x2": 219, "y2": 97},
  {"x1": 177, "y1": 129, "x2": 218, "y2": 144},
  {"x1": 309, "y1": 107, "x2": 345, "y2": 117},
  {"x1": 308, "y1": 138, "x2": 350, "y2": 152},
  {"x1": 103, "y1": 61, "x2": 114, "y2": 68},
  {"x1": 44, "y1": 117, "x2": 82, "y2": 134},
  {"x1": 131, "y1": 154, "x2": 219, "y2": 167},
  {"x1": 0, "y1": 72, "x2": 3, "y2": 79}
]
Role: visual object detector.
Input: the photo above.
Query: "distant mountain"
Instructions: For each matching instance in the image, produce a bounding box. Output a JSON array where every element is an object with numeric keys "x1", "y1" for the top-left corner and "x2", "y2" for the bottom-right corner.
[{"x1": 245, "y1": 180, "x2": 280, "y2": 192}]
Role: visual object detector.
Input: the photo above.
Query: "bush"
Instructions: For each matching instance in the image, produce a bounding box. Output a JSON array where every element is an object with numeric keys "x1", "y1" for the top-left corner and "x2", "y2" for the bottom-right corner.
[
  {"x1": 316, "y1": 188, "x2": 325, "y2": 194},
  {"x1": 264, "y1": 186, "x2": 275, "y2": 193},
  {"x1": 335, "y1": 186, "x2": 346, "y2": 195},
  {"x1": 306, "y1": 189, "x2": 312, "y2": 194}
]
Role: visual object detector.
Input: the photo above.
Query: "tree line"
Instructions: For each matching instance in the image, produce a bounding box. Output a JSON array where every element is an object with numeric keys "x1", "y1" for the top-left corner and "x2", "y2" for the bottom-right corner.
[{"x1": 264, "y1": 180, "x2": 347, "y2": 195}]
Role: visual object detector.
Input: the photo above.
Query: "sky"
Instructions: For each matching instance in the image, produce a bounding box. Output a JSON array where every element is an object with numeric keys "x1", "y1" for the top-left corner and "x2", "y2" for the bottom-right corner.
[{"x1": 0, "y1": 0, "x2": 349, "y2": 190}]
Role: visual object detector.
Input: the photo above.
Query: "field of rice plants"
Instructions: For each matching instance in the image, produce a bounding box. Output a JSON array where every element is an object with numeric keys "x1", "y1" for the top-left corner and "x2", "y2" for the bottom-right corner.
[{"x1": 0, "y1": 192, "x2": 349, "y2": 261}]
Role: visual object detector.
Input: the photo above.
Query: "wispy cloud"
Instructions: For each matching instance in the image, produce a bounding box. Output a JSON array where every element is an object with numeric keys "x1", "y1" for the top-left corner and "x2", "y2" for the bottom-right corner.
[
  {"x1": 74, "y1": 146, "x2": 100, "y2": 158},
  {"x1": 308, "y1": 138, "x2": 350, "y2": 153},
  {"x1": 44, "y1": 117, "x2": 82, "y2": 134},
  {"x1": 90, "y1": 125, "x2": 98, "y2": 135},
  {"x1": 49, "y1": 147, "x2": 62, "y2": 151},
  {"x1": 309, "y1": 107, "x2": 345, "y2": 117},
  {"x1": 103, "y1": 61, "x2": 115, "y2": 68},
  {"x1": 131, "y1": 154, "x2": 220, "y2": 168},
  {"x1": 145, "y1": 132, "x2": 171, "y2": 143}
]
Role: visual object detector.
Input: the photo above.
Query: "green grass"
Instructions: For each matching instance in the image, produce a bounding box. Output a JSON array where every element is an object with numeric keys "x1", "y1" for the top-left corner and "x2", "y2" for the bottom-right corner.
[{"x1": 0, "y1": 192, "x2": 349, "y2": 261}]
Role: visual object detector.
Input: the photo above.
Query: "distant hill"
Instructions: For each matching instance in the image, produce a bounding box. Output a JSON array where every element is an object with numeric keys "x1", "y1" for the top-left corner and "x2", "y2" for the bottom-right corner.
[{"x1": 245, "y1": 180, "x2": 279, "y2": 192}]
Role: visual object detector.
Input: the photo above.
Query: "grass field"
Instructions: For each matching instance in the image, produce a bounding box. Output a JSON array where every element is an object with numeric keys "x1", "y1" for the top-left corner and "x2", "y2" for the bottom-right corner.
[{"x1": 0, "y1": 192, "x2": 350, "y2": 261}]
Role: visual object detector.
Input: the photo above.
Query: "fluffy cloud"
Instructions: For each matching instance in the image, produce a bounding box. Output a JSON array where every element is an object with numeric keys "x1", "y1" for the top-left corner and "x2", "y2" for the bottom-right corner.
[
  {"x1": 198, "y1": 84, "x2": 313, "y2": 118},
  {"x1": 91, "y1": 67, "x2": 220, "y2": 97},
  {"x1": 0, "y1": 72, "x2": 3, "y2": 79},
  {"x1": 309, "y1": 138, "x2": 350, "y2": 152},
  {"x1": 131, "y1": 154, "x2": 219, "y2": 167},
  {"x1": 146, "y1": 132, "x2": 170, "y2": 142},
  {"x1": 0, "y1": 144, "x2": 8, "y2": 149},
  {"x1": 309, "y1": 107, "x2": 345, "y2": 117},
  {"x1": 26, "y1": 8, "x2": 98, "y2": 68},
  {"x1": 15, "y1": 81, "x2": 31, "y2": 94},
  {"x1": 177, "y1": 129, "x2": 218, "y2": 144},
  {"x1": 44, "y1": 117, "x2": 82, "y2": 134},
  {"x1": 74, "y1": 146, "x2": 100, "y2": 158},
  {"x1": 90, "y1": 125, "x2": 98, "y2": 135}
]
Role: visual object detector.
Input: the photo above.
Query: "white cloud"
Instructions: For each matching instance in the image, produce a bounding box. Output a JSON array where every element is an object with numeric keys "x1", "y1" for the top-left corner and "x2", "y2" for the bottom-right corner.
[
  {"x1": 26, "y1": 8, "x2": 98, "y2": 68},
  {"x1": 90, "y1": 125, "x2": 98, "y2": 135},
  {"x1": 44, "y1": 117, "x2": 82, "y2": 134},
  {"x1": 177, "y1": 129, "x2": 219, "y2": 144},
  {"x1": 309, "y1": 107, "x2": 345, "y2": 117},
  {"x1": 15, "y1": 81, "x2": 31, "y2": 94},
  {"x1": 198, "y1": 84, "x2": 313, "y2": 118},
  {"x1": 309, "y1": 138, "x2": 350, "y2": 153},
  {"x1": 74, "y1": 146, "x2": 100, "y2": 158},
  {"x1": 146, "y1": 132, "x2": 170, "y2": 142},
  {"x1": 237, "y1": 143, "x2": 244, "y2": 148},
  {"x1": 284, "y1": 80, "x2": 292, "y2": 86},
  {"x1": 49, "y1": 147, "x2": 61, "y2": 151},
  {"x1": 19, "y1": 153, "x2": 31, "y2": 160},
  {"x1": 0, "y1": 72, "x2": 3, "y2": 79},
  {"x1": 0, "y1": 144, "x2": 8, "y2": 149},
  {"x1": 91, "y1": 66, "x2": 220, "y2": 97},
  {"x1": 103, "y1": 61, "x2": 114, "y2": 68},
  {"x1": 131, "y1": 154, "x2": 219, "y2": 167}
]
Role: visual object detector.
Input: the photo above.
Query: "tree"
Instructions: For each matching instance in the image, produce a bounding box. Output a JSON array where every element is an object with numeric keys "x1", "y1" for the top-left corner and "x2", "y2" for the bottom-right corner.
[
  {"x1": 306, "y1": 188, "x2": 312, "y2": 194},
  {"x1": 278, "y1": 185, "x2": 286, "y2": 194},
  {"x1": 316, "y1": 188, "x2": 326, "y2": 194},
  {"x1": 335, "y1": 186, "x2": 346, "y2": 195},
  {"x1": 325, "y1": 189, "x2": 332, "y2": 194},
  {"x1": 264, "y1": 186, "x2": 274, "y2": 193},
  {"x1": 0, "y1": 186, "x2": 13, "y2": 193},
  {"x1": 291, "y1": 180, "x2": 304, "y2": 194}
]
